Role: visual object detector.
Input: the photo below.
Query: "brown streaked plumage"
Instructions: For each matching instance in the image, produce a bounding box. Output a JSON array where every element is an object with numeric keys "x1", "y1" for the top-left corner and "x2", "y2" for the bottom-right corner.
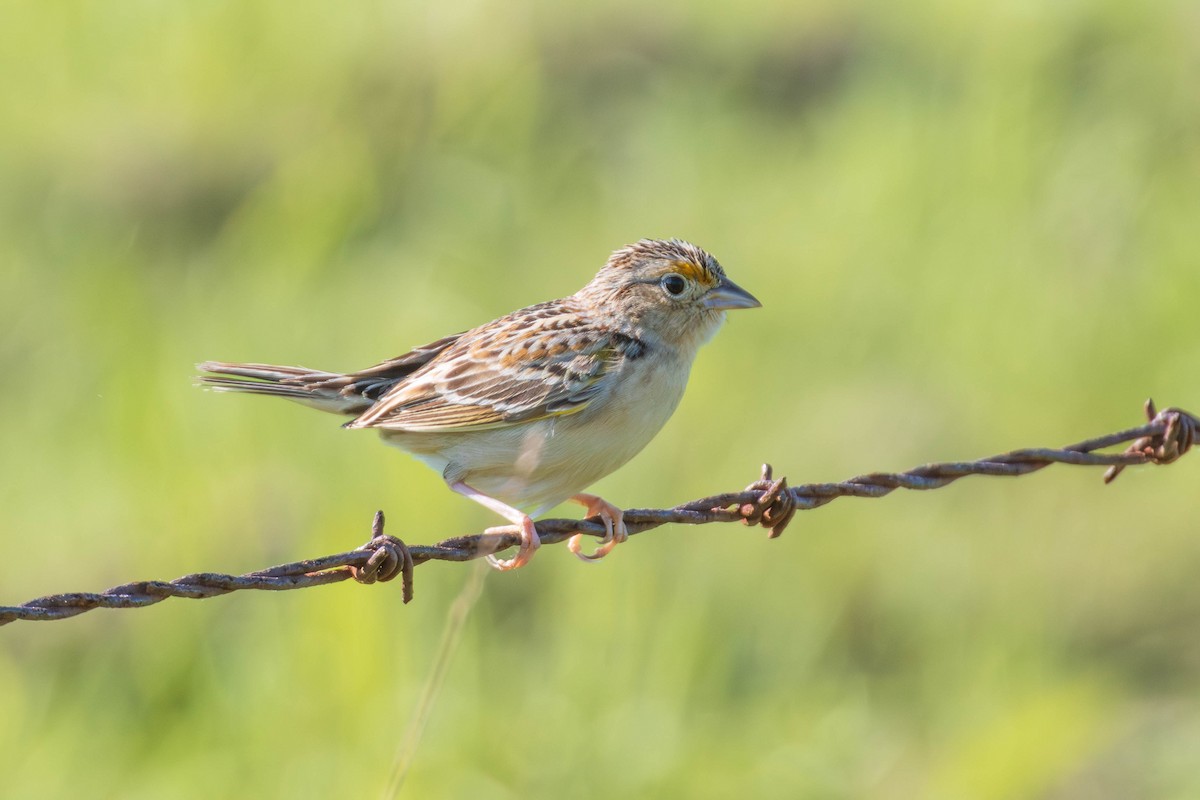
[{"x1": 199, "y1": 238, "x2": 760, "y2": 570}]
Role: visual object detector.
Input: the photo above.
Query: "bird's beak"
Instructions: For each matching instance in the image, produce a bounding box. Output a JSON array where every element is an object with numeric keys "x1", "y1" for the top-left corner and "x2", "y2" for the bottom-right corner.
[{"x1": 704, "y1": 277, "x2": 762, "y2": 310}]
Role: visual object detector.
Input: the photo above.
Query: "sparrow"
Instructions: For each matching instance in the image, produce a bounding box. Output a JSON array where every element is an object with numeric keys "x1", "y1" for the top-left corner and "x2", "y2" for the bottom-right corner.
[{"x1": 200, "y1": 239, "x2": 760, "y2": 570}]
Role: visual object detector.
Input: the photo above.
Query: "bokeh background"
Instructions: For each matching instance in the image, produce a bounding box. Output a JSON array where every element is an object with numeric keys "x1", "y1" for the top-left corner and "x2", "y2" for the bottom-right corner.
[{"x1": 2, "y1": 1, "x2": 1198, "y2": 797}]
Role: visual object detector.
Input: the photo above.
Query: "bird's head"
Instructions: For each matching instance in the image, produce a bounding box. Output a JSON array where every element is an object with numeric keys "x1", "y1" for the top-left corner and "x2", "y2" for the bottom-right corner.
[{"x1": 576, "y1": 238, "x2": 761, "y2": 352}]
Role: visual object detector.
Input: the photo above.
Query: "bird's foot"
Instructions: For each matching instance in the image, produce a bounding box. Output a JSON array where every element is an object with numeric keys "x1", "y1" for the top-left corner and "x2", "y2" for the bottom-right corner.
[
  {"x1": 448, "y1": 481, "x2": 542, "y2": 571},
  {"x1": 485, "y1": 514, "x2": 541, "y2": 571},
  {"x1": 568, "y1": 493, "x2": 628, "y2": 563}
]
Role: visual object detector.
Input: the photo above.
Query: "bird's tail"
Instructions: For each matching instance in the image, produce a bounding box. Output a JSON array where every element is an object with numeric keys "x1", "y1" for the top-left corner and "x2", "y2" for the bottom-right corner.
[{"x1": 197, "y1": 361, "x2": 376, "y2": 416}]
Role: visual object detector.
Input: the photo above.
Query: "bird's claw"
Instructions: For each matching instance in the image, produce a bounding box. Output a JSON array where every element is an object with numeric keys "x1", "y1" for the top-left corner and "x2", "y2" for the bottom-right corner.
[
  {"x1": 568, "y1": 494, "x2": 628, "y2": 563},
  {"x1": 484, "y1": 517, "x2": 540, "y2": 571}
]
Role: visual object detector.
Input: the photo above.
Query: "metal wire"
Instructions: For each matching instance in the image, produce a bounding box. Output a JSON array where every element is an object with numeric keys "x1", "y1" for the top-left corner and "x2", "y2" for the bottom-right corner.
[{"x1": 2, "y1": 399, "x2": 1195, "y2": 626}]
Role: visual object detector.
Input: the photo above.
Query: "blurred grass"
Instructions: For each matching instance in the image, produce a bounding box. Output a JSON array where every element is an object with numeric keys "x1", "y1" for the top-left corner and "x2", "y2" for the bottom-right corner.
[{"x1": 2, "y1": 0, "x2": 1199, "y2": 797}]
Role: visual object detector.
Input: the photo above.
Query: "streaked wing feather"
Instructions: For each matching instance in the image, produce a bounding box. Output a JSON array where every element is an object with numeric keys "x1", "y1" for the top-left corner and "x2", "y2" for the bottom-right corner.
[
  {"x1": 308, "y1": 333, "x2": 463, "y2": 402},
  {"x1": 348, "y1": 302, "x2": 634, "y2": 432}
]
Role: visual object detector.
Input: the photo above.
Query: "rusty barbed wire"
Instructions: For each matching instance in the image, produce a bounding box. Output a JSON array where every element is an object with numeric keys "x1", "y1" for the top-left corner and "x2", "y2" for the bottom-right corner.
[{"x1": 2, "y1": 399, "x2": 1195, "y2": 626}]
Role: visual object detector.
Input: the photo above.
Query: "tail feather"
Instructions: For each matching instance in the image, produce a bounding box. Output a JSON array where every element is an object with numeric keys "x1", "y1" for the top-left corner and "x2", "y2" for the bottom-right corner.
[
  {"x1": 198, "y1": 361, "x2": 340, "y2": 383},
  {"x1": 199, "y1": 376, "x2": 319, "y2": 400},
  {"x1": 197, "y1": 361, "x2": 374, "y2": 416},
  {"x1": 198, "y1": 335, "x2": 462, "y2": 420}
]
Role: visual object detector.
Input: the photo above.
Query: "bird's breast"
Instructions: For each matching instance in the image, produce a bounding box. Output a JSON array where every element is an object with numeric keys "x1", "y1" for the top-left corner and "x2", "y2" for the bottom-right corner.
[{"x1": 384, "y1": 349, "x2": 693, "y2": 513}]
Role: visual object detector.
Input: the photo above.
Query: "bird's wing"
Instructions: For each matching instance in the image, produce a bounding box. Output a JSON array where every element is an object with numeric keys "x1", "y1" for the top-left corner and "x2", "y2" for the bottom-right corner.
[
  {"x1": 305, "y1": 333, "x2": 465, "y2": 402},
  {"x1": 346, "y1": 302, "x2": 643, "y2": 432}
]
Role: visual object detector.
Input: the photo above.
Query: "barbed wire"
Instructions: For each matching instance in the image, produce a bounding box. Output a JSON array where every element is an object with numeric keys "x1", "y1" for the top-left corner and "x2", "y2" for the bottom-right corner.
[{"x1": 2, "y1": 399, "x2": 1195, "y2": 627}]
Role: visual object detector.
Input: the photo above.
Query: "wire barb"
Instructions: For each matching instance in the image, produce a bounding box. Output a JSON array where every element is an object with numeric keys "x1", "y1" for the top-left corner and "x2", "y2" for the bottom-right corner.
[
  {"x1": 738, "y1": 465, "x2": 797, "y2": 539},
  {"x1": 348, "y1": 511, "x2": 416, "y2": 604},
  {"x1": 2, "y1": 399, "x2": 1196, "y2": 626},
  {"x1": 1102, "y1": 399, "x2": 1197, "y2": 483}
]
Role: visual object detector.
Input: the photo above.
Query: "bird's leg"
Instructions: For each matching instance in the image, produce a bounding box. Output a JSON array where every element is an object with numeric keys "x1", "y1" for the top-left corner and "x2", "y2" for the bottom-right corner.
[
  {"x1": 567, "y1": 493, "x2": 628, "y2": 563},
  {"x1": 449, "y1": 481, "x2": 540, "y2": 571}
]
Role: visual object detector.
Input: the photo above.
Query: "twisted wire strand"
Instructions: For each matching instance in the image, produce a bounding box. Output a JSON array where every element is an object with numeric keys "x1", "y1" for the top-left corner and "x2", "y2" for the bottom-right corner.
[{"x1": 2, "y1": 399, "x2": 1195, "y2": 626}]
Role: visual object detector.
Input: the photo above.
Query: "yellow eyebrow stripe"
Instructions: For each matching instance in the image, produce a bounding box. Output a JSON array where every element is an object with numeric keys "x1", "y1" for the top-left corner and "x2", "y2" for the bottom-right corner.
[{"x1": 670, "y1": 260, "x2": 714, "y2": 285}]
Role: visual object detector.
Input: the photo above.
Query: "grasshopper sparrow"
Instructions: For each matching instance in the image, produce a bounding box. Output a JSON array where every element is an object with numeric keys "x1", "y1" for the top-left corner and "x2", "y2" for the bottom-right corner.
[{"x1": 200, "y1": 239, "x2": 760, "y2": 570}]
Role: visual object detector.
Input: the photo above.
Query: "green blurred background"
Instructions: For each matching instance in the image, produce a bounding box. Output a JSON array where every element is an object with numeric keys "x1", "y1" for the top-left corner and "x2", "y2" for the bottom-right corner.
[{"x1": 2, "y1": 1, "x2": 1198, "y2": 797}]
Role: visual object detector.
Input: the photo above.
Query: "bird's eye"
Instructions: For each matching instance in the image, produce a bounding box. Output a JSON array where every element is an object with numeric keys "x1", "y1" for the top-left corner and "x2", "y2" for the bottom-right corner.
[{"x1": 660, "y1": 273, "x2": 688, "y2": 297}]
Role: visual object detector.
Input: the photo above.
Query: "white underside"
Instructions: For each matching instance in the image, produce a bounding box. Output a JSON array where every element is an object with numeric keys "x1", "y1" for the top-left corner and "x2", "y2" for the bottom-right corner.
[{"x1": 378, "y1": 347, "x2": 693, "y2": 514}]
